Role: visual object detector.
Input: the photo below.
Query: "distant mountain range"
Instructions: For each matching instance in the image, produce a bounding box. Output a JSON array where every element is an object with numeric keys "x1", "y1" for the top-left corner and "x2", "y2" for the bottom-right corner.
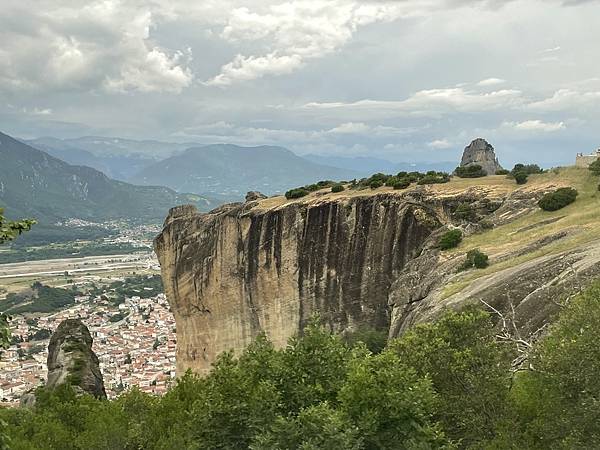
[
  {"x1": 26, "y1": 136, "x2": 193, "y2": 181},
  {"x1": 26, "y1": 137, "x2": 458, "y2": 198},
  {"x1": 130, "y1": 144, "x2": 359, "y2": 196},
  {"x1": 0, "y1": 131, "x2": 213, "y2": 225}
]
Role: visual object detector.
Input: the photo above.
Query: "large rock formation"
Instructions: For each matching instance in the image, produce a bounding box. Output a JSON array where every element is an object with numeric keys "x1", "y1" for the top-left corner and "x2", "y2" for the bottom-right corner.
[
  {"x1": 156, "y1": 180, "x2": 600, "y2": 375},
  {"x1": 155, "y1": 185, "x2": 513, "y2": 374},
  {"x1": 460, "y1": 138, "x2": 503, "y2": 175},
  {"x1": 46, "y1": 319, "x2": 106, "y2": 399},
  {"x1": 156, "y1": 195, "x2": 445, "y2": 374}
]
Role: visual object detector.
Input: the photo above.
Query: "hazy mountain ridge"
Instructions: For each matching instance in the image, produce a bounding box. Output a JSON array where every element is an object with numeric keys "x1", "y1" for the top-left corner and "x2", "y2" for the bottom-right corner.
[
  {"x1": 27, "y1": 137, "x2": 157, "y2": 181},
  {"x1": 131, "y1": 144, "x2": 360, "y2": 196},
  {"x1": 0, "y1": 131, "x2": 212, "y2": 224}
]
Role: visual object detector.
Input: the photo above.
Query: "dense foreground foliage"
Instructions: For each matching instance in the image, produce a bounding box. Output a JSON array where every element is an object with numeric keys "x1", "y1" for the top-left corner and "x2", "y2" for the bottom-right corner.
[{"x1": 3, "y1": 281, "x2": 600, "y2": 449}]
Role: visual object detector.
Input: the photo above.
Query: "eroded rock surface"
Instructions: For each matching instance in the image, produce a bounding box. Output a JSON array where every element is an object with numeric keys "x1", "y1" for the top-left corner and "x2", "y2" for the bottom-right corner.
[
  {"x1": 156, "y1": 183, "x2": 598, "y2": 375},
  {"x1": 460, "y1": 138, "x2": 504, "y2": 175},
  {"x1": 46, "y1": 319, "x2": 106, "y2": 399},
  {"x1": 392, "y1": 240, "x2": 600, "y2": 337},
  {"x1": 156, "y1": 194, "x2": 443, "y2": 374}
]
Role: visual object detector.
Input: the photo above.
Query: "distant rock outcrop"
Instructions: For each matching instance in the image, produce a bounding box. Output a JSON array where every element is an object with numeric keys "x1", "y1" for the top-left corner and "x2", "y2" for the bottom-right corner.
[
  {"x1": 460, "y1": 138, "x2": 503, "y2": 175},
  {"x1": 46, "y1": 319, "x2": 106, "y2": 399},
  {"x1": 245, "y1": 191, "x2": 267, "y2": 202}
]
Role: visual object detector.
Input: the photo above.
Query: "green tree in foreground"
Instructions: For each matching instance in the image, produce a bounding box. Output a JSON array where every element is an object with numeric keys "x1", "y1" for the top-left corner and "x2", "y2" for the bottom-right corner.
[
  {"x1": 390, "y1": 308, "x2": 512, "y2": 446},
  {"x1": 0, "y1": 208, "x2": 36, "y2": 245},
  {"x1": 5, "y1": 283, "x2": 600, "y2": 449},
  {"x1": 500, "y1": 280, "x2": 600, "y2": 448},
  {"x1": 0, "y1": 208, "x2": 35, "y2": 352}
]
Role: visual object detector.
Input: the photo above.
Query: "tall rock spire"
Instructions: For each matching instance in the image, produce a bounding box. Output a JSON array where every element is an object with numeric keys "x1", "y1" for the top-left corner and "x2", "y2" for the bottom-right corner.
[
  {"x1": 459, "y1": 138, "x2": 503, "y2": 175},
  {"x1": 46, "y1": 319, "x2": 106, "y2": 399}
]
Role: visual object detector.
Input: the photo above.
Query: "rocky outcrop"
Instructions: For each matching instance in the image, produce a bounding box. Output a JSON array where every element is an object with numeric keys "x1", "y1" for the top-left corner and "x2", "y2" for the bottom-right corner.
[
  {"x1": 156, "y1": 193, "x2": 444, "y2": 374},
  {"x1": 460, "y1": 138, "x2": 503, "y2": 175},
  {"x1": 156, "y1": 181, "x2": 597, "y2": 376},
  {"x1": 46, "y1": 319, "x2": 106, "y2": 399},
  {"x1": 391, "y1": 239, "x2": 600, "y2": 337},
  {"x1": 155, "y1": 185, "x2": 520, "y2": 374},
  {"x1": 246, "y1": 191, "x2": 267, "y2": 202}
]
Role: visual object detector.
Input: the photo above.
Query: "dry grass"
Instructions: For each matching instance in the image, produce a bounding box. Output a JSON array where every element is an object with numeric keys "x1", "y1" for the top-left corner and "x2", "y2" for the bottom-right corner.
[
  {"x1": 255, "y1": 173, "x2": 521, "y2": 211},
  {"x1": 441, "y1": 166, "x2": 600, "y2": 297}
]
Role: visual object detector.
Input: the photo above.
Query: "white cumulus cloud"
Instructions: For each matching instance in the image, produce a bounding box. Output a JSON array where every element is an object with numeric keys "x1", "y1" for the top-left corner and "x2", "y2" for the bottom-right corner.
[
  {"x1": 428, "y1": 139, "x2": 453, "y2": 149},
  {"x1": 504, "y1": 120, "x2": 566, "y2": 132},
  {"x1": 206, "y1": 0, "x2": 412, "y2": 86}
]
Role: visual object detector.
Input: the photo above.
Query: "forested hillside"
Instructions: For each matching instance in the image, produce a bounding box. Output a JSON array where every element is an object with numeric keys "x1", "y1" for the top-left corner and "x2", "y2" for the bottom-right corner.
[{"x1": 2, "y1": 280, "x2": 600, "y2": 449}]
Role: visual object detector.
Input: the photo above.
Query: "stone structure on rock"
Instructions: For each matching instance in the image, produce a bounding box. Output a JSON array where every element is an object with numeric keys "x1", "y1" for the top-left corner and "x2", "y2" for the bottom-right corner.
[
  {"x1": 459, "y1": 138, "x2": 503, "y2": 175},
  {"x1": 46, "y1": 319, "x2": 106, "y2": 399}
]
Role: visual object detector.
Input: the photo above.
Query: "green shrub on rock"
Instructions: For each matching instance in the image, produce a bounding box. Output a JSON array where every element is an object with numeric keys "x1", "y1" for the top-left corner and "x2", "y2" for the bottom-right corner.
[
  {"x1": 453, "y1": 203, "x2": 477, "y2": 222},
  {"x1": 285, "y1": 188, "x2": 309, "y2": 199},
  {"x1": 461, "y1": 249, "x2": 489, "y2": 270},
  {"x1": 588, "y1": 159, "x2": 600, "y2": 176},
  {"x1": 538, "y1": 187, "x2": 578, "y2": 211},
  {"x1": 455, "y1": 164, "x2": 487, "y2": 178},
  {"x1": 513, "y1": 172, "x2": 528, "y2": 185},
  {"x1": 393, "y1": 178, "x2": 411, "y2": 190},
  {"x1": 331, "y1": 184, "x2": 345, "y2": 193},
  {"x1": 439, "y1": 229, "x2": 462, "y2": 250}
]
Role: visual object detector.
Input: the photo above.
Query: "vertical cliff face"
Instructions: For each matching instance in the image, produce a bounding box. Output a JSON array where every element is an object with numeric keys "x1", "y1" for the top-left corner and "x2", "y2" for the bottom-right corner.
[
  {"x1": 157, "y1": 175, "x2": 600, "y2": 376},
  {"x1": 155, "y1": 195, "x2": 441, "y2": 374}
]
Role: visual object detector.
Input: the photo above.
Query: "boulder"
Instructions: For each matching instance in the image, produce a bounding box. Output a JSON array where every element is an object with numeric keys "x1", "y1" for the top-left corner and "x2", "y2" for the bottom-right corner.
[
  {"x1": 46, "y1": 319, "x2": 106, "y2": 399},
  {"x1": 245, "y1": 191, "x2": 267, "y2": 202},
  {"x1": 460, "y1": 138, "x2": 503, "y2": 176}
]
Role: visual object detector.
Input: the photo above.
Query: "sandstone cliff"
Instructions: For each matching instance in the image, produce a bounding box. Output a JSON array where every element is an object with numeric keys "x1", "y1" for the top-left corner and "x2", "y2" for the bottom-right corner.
[{"x1": 156, "y1": 168, "x2": 600, "y2": 375}]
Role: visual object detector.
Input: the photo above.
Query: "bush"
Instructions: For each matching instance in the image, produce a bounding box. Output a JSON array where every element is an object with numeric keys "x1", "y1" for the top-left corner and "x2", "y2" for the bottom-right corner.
[
  {"x1": 513, "y1": 172, "x2": 528, "y2": 185},
  {"x1": 331, "y1": 184, "x2": 345, "y2": 193},
  {"x1": 407, "y1": 172, "x2": 423, "y2": 183},
  {"x1": 455, "y1": 164, "x2": 487, "y2": 178},
  {"x1": 589, "y1": 159, "x2": 600, "y2": 176},
  {"x1": 454, "y1": 203, "x2": 477, "y2": 221},
  {"x1": 417, "y1": 172, "x2": 450, "y2": 185},
  {"x1": 384, "y1": 176, "x2": 398, "y2": 187},
  {"x1": 439, "y1": 229, "x2": 462, "y2": 250},
  {"x1": 369, "y1": 179, "x2": 384, "y2": 189},
  {"x1": 285, "y1": 188, "x2": 309, "y2": 199},
  {"x1": 461, "y1": 249, "x2": 489, "y2": 270},
  {"x1": 513, "y1": 163, "x2": 543, "y2": 175},
  {"x1": 509, "y1": 163, "x2": 543, "y2": 185},
  {"x1": 495, "y1": 169, "x2": 510, "y2": 175},
  {"x1": 393, "y1": 178, "x2": 411, "y2": 190},
  {"x1": 538, "y1": 187, "x2": 578, "y2": 211}
]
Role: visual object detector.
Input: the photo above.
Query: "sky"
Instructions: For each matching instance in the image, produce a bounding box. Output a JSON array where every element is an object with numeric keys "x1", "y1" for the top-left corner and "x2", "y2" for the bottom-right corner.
[{"x1": 1, "y1": 0, "x2": 599, "y2": 166}]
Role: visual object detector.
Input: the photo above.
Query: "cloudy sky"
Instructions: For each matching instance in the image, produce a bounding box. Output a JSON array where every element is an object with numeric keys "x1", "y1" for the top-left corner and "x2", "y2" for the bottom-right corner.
[{"x1": 1, "y1": 0, "x2": 599, "y2": 165}]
